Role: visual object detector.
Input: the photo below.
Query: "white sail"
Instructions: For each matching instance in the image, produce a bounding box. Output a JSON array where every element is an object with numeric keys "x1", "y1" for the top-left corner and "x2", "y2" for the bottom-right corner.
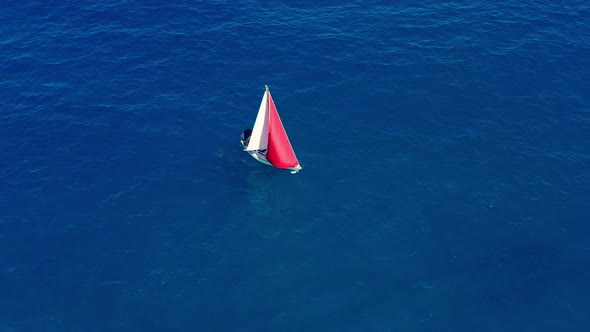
[{"x1": 246, "y1": 91, "x2": 269, "y2": 151}]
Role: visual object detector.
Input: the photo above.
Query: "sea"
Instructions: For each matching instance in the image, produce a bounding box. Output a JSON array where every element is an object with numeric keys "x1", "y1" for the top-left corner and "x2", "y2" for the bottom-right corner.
[{"x1": 1, "y1": 1, "x2": 589, "y2": 331}]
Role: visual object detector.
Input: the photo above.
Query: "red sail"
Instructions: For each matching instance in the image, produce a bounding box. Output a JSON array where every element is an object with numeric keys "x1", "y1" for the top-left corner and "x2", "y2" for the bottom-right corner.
[{"x1": 265, "y1": 92, "x2": 299, "y2": 169}]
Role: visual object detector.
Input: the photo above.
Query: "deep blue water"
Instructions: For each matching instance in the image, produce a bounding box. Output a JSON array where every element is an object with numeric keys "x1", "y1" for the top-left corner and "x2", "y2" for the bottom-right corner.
[{"x1": 2, "y1": 1, "x2": 590, "y2": 331}]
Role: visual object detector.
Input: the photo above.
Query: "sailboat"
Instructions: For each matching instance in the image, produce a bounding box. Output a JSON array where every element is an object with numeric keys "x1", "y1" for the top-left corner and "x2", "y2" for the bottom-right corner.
[{"x1": 241, "y1": 85, "x2": 302, "y2": 173}]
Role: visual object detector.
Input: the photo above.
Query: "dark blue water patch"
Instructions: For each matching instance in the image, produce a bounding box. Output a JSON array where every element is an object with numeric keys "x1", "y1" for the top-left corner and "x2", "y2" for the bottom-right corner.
[{"x1": 1, "y1": 1, "x2": 590, "y2": 331}]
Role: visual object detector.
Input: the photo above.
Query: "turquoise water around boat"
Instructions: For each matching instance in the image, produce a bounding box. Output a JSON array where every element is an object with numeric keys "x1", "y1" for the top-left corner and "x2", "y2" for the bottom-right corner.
[{"x1": 1, "y1": 1, "x2": 589, "y2": 331}]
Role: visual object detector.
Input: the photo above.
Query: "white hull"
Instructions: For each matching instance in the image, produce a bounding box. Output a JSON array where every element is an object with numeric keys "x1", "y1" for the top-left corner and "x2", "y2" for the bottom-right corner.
[
  {"x1": 242, "y1": 145, "x2": 301, "y2": 172},
  {"x1": 245, "y1": 148, "x2": 273, "y2": 166}
]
